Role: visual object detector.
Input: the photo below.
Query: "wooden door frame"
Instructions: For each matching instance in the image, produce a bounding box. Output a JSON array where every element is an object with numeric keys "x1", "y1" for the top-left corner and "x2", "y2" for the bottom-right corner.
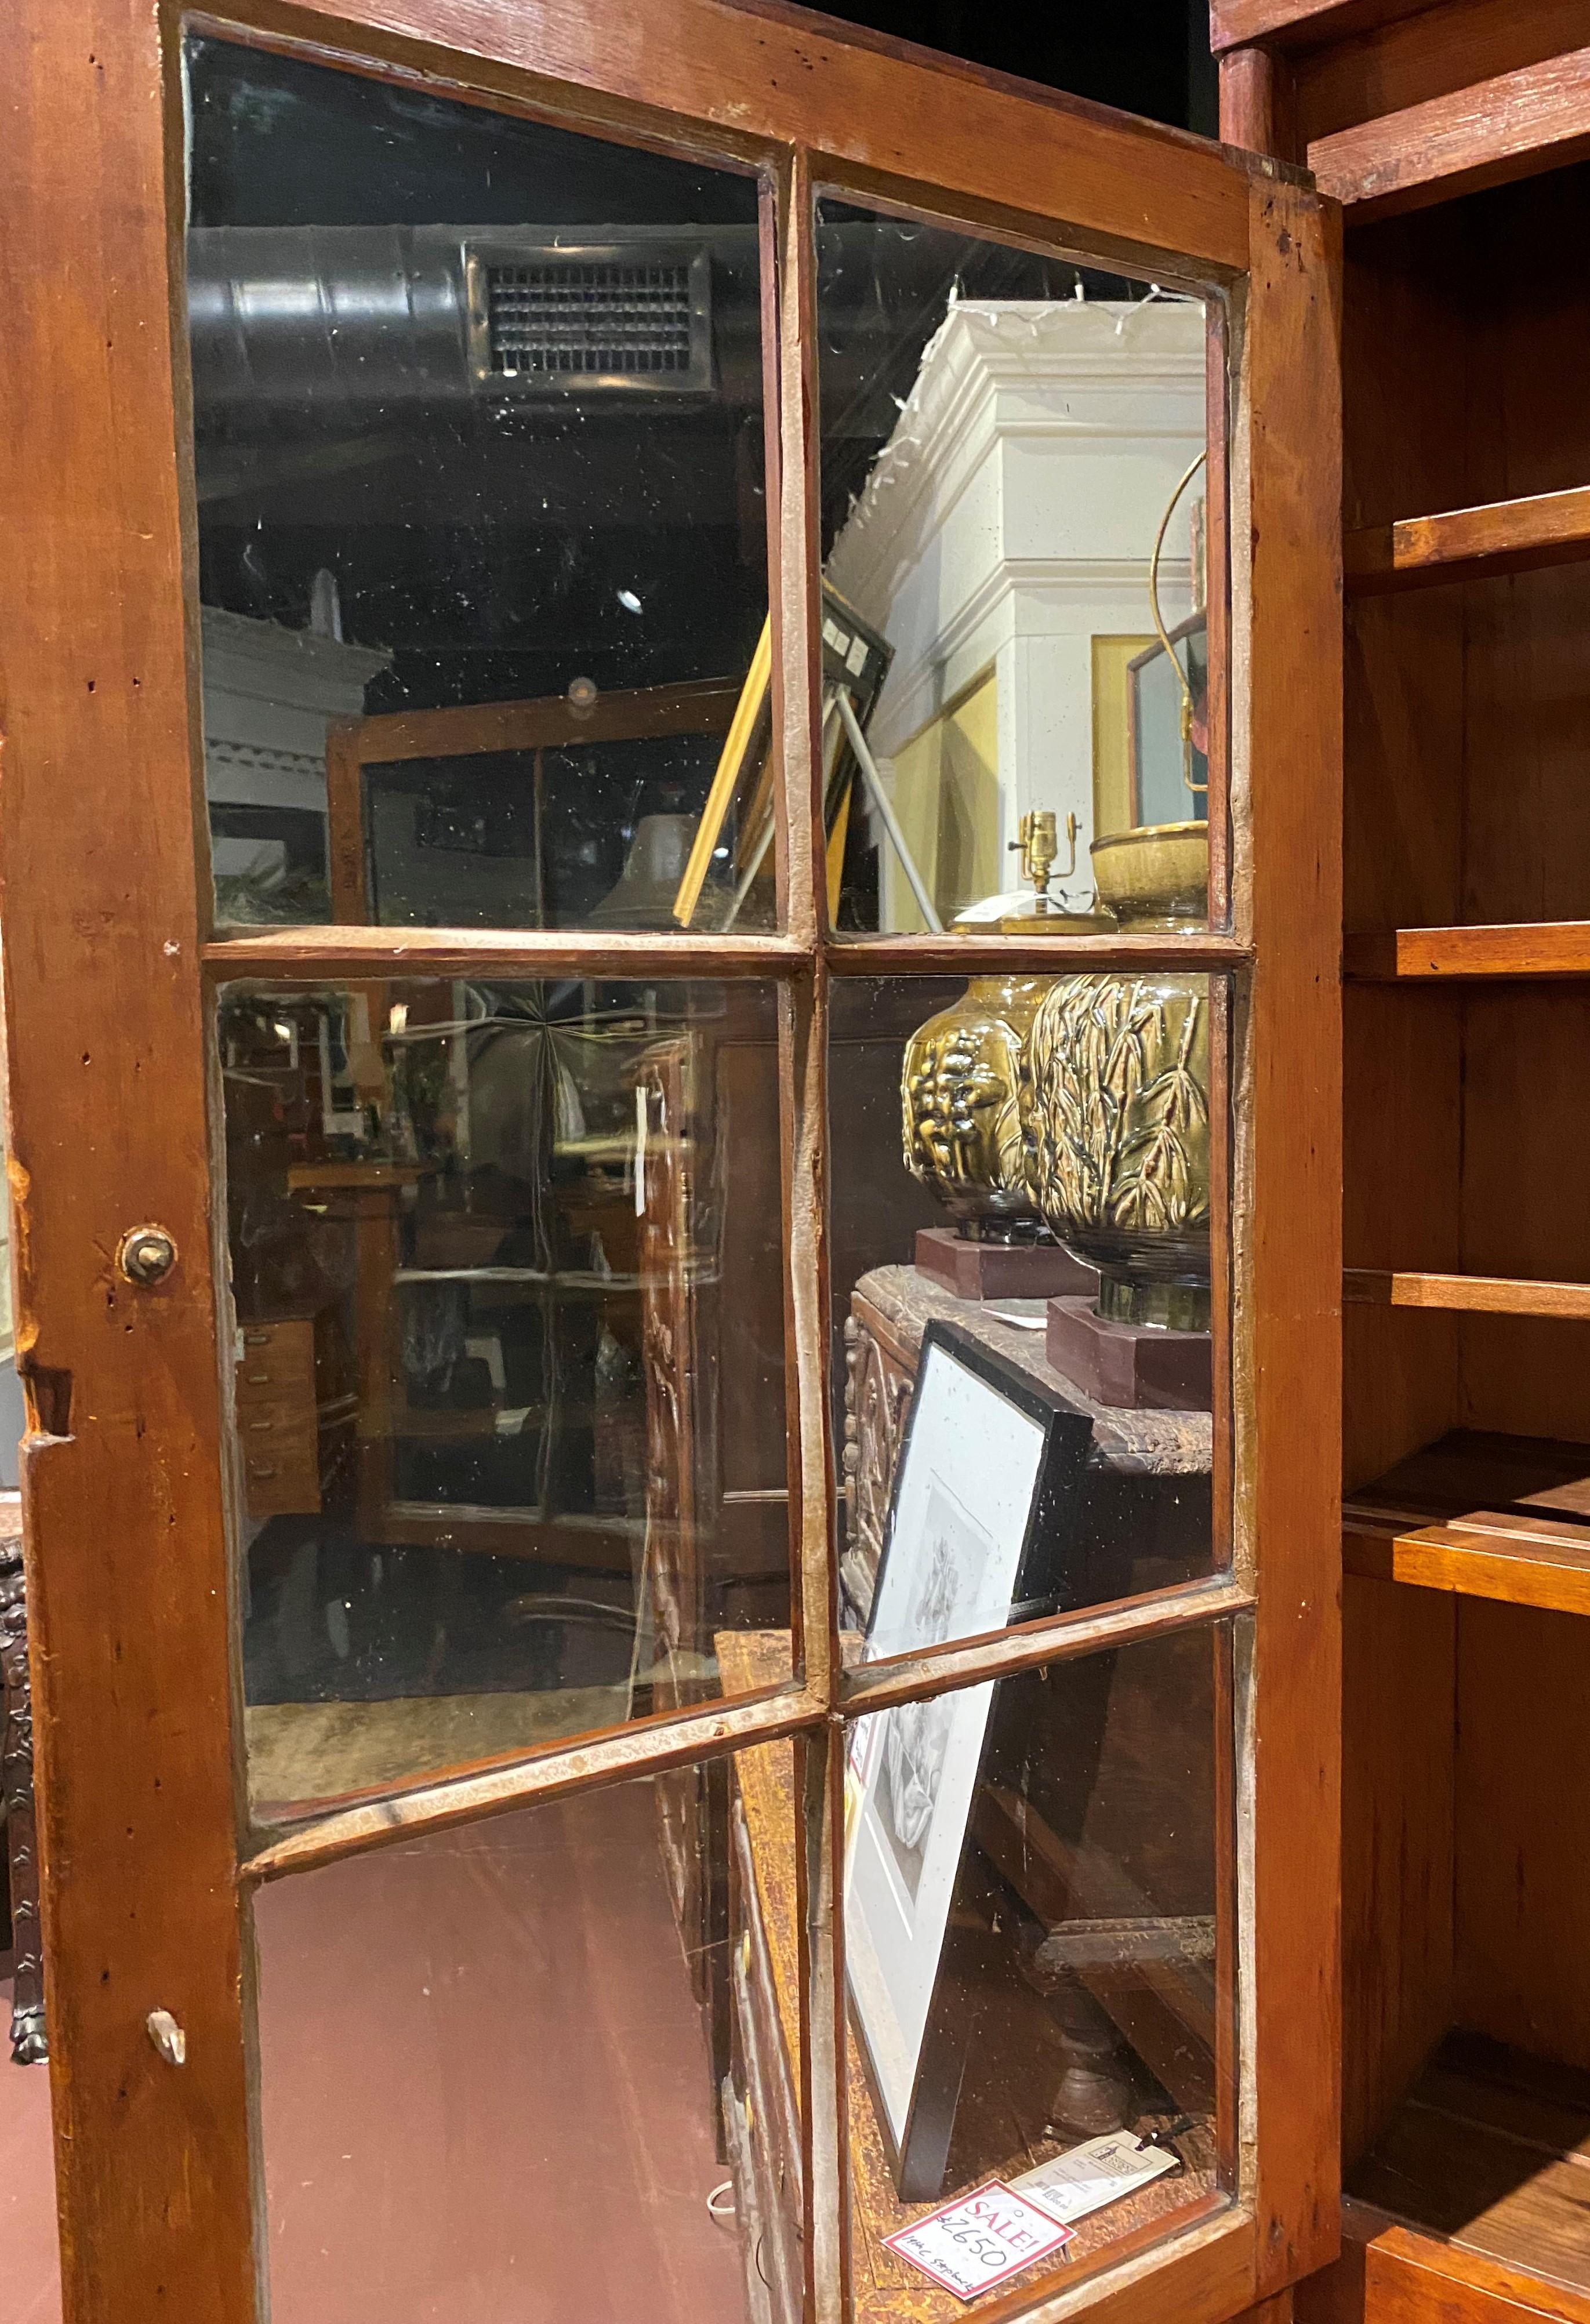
[{"x1": 0, "y1": 2, "x2": 1341, "y2": 2318}]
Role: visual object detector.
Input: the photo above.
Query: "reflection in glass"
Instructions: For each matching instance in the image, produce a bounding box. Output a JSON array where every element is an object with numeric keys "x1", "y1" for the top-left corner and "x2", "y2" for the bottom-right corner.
[
  {"x1": 222, "y1": 978, "x2": 789, "y2": 1814},
  {"x1": 186, "y1": 34, "x2": 775, "y2": 933},
  {"x1": 816, "y1": 198, "x2": 1213, "y2": 934},
  {"x1": 253, "y1": 1761, "x2": 792, "y2": 2324},
  {"x1": 844, "y1": 1631, "x2": 1230, "y2": 2305},
  {"x1": 832, "y1": 978, "x2": 1218, "y2": 1642}
]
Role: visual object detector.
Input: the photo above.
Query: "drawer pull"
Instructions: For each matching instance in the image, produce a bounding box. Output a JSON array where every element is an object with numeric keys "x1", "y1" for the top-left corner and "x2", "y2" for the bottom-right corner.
[
  {"x1": 247, "y1": 1418, "x2": 274, "y2": 1434},
  {"x1": 243, "y1": 1329, "x2": 272, "y2": 1347},
  {"x1": 247, "y1": 1462, "x2": 277, "y2": 1480},
  {"x1": 242, "y1": 1368, "x2": 273, "y2": 1386}
]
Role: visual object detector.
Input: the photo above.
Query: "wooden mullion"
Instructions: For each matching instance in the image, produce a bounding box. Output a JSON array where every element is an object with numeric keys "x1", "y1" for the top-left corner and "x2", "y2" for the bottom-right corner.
[
  {"x1": 1206, "y1": 300, "x2": 1235, "y2": 931},
  {"x1": 194, "y1": 0, "x2": 1253, "y2": 277},
  {"x1": 826, "y1": 931, "x2": 1251, "y2": 977},
  {"x1": 241, "y1": 1680, "x2": 826, "y2": 1883},
  {"x1": 779, "y1": 972, "x2": 837, "y2": 1708},
  {"x1": 839, "y1": 1573, "x2": 1251, "y2": 1716},
  {"x1": 1210, "y1": 979, "x2": 1239, "y2": 1592},
  {"x1": 779, "y1": 149, "x2": 823, "y2": 955},
  {"x1": 795, "y1": 1721, "x2": 850, "y2": 2324},
  {"x1": 760, "y1": 165, "x2": 790, "y2": 935},
  {"x1": 202, "y1": 927, "x2": 807, "y2": 981}
]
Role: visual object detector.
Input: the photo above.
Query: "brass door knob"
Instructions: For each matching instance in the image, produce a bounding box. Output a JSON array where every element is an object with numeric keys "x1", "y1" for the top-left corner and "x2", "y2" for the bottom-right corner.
[{"x1": 117, "y1": 1226, "x2": 178, "y2": 1287}]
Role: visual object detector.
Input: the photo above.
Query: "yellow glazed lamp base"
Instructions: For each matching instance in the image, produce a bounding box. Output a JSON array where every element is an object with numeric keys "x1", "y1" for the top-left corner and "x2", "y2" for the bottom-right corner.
[{"x1": 1029, "y1": 823, "x2": 1213, "y2": 1332}]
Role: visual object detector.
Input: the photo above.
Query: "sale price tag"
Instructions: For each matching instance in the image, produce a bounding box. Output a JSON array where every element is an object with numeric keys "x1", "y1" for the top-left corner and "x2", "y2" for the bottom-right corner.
[{"x1": 884, "y1": 2179, "x2": 1074, "y2": 2300}]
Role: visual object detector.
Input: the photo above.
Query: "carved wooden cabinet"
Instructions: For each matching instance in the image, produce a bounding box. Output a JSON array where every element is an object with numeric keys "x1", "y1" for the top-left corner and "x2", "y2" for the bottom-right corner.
[
  {"x1": 1, "y1": 1505, "x2": 45, "y2": 2065},
  {"x1": 843, "y1": 1266, "x2": 1214, "y2": 1628}
]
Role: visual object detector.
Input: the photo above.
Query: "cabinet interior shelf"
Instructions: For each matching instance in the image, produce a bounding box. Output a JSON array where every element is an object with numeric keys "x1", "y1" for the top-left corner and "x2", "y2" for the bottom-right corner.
[
  {"x1": 1345, "y1": 484, "x2": 1590, "y2": 594},
  {"x1": 1344, "y1": 1428, "x2": 1590, "y2": 1617},
  {"x1": 1344, "y1": 1269, "x2": 1590, "y2": 1320},
  {"x1": 1342, "y1": 2032, "x2": 1590, "y2": 2304},
  {"x1": 1345, "y1": 924, "x2": 1590, "y2": 981}
]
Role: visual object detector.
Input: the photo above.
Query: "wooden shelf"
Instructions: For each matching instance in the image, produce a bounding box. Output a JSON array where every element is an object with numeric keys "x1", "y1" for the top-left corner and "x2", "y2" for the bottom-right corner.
[
  {"x1": 1345, "y1": 1270, "x2": 1590, "y2": 1319},
  {"x1": 1309, "y1": 47, "x2": 1590, "y2": 221},
  {"x1": 1313, "y1": 2196, "x2": 1590, "y2": 2324},
  {"x1": 1341, "y1": 2034, "x2": 1590, "y2": 2303},
  {"x1": 1344, "y1": 1429, "x2": 1590, "y2": 1615},
  {"x1": 1346, "y1": 1512, "x2": 1590, "y2": 1617},
  {"x1": 1345, "y1": 486, "x2": 1590, "y2": 595},
  {"x1": 1345, "y1": 924, "x2": 1590, "y2": 981}
]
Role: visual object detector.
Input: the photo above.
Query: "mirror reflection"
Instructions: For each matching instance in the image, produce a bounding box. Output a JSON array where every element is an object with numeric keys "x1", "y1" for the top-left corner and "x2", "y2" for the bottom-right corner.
[
  {"x1": 816, "y1": 198, "x2": 1213, "y2": 936},
  {"x1": 221, "y1": 976, "x2": 789, "y2": 1815},
  {"x1": 842, "y1": 1632, "x2": 1229, "y2": 2308},
  {"x1": 187, "y1": 35, "x2": 778, "y2": 934}
]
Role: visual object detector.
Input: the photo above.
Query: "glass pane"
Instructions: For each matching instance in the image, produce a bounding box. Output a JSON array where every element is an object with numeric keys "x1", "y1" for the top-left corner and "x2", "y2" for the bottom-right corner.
[
  {"x1": 844, "y1": 1628, "x2": 1232, "y2": 2307},
  {"x1": 222, "y1": 977, "x2": 790, "y2": 1818},
  {"x1": 186, "y1": 35, "x2": 775, "y2": 935},
  {"x1": 834, "y1": 976, "x2": 1221, "y2": 1651},
  {"x1": 253, "y1": 1748, "x2": 801, "y2": 2323},
  {"x1": 815, "y1": 197, "x2": 1216, "y2": 936}
]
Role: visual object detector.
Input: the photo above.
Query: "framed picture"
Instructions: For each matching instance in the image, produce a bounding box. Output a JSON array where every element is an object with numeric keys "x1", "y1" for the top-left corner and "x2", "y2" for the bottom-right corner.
[
  {"x1": 845, "y1": 1322, "x2": 1095, "y2": 2200},
  {"x1": 671, "y1": 582, "x2": 892, "y2": 930},
  {"x1": 1126, "y1": 611, "x2": 1208, "y2": 827}
]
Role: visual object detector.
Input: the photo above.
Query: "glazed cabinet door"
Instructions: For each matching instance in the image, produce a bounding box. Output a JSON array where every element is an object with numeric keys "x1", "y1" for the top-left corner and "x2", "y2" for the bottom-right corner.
[{"x1": 0, "y1": 3, "x2": 1339, "y2": 2320}]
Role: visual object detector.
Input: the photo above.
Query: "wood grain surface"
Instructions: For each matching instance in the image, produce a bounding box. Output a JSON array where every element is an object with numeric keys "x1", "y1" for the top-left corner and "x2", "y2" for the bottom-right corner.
[
  {"x1": 1309, "y1": 46, "x2": 1590, "y2": 218},
  {"x1": 0, "y1": 3, "x2": 257, "y2": 2315},
  {"x1": 1344, "y1": 1512, "x2": 1590, "y2": 1616},
  {"x1": 1294, "y1": 0, "x2": 1590, "y2": 150},
  {"x1": 0, "y1": 0, "x2": 1345, "y2": 2311},
  {"x1": 1240, "y1": 173, "x2": 1345, "y2": 2292},
  {"x1": 1344, "y1": 488, "x2": 1590, "y2": 594},
  {"x1": 1344, "y1": 1270, "x2": 1590, "y2": 1319},
  {"x1": 1344, "y1": 925, "x2": 1590, "y2": 979},
  {"x1": 1210, "y1": 0, "x2": 1443, "y2": 56},
  {"x1": 231, "y1": 0, "x2": 1254, "y2": 277}
]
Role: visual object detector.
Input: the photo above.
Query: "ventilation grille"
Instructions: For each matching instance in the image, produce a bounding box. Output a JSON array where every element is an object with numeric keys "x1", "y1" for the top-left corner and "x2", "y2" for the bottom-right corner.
[{"x1": 485, "y1": 260, "x2": 703, "y2": 384}]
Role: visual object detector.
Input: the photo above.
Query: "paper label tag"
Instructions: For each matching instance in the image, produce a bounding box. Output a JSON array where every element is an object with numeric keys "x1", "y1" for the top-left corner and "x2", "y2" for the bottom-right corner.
[
  {"x1": 1009, "y1": 2134, "x2": 1178, "y2": 2227},
  {"x1": 884, "y1": 2179, "x2": 1073, "y2": 2300}
]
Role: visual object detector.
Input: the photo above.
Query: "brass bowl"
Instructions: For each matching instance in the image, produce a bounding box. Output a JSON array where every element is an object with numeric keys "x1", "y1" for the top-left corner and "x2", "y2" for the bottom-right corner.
[{"x1": 1090, "y1": 820, "x2": 1207, "y2": 926}]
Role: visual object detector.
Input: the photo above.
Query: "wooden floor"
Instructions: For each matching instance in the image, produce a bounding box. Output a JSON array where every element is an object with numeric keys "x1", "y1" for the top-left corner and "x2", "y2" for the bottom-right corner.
[
  {"x1": 2, "y1": 1780, "x2": 747, "y2": 2324},
  {"x1": 1348, "y1": 2032, "x2": 1590, "y2": 2295}
]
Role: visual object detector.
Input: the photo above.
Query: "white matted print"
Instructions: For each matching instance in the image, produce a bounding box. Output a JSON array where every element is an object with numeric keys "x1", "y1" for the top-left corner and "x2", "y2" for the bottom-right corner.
[
  {"x1": 866, "y1": 1341, "x2": 1048, "y2": 1661},
  {"x1": 845, "y1": 1327, "x2": 1063, "y2": 2167}
]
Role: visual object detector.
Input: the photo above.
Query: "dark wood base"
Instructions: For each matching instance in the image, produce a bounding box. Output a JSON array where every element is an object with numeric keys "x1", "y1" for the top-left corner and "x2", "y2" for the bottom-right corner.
[
  {"x1": 1046, "y1": 1297, "x2": 1213, "y2": 1412},
  {"x1": 914, "y1": 1227, "x2": 1097, "y2": 1302}
]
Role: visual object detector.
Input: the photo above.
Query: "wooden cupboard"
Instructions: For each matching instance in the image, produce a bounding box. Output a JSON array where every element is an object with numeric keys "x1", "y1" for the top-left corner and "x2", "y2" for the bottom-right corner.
[
  {"x1": 1213, "y1": 4, "x2": 1590, "y2": 2319},
  {"x1": 0, "y1": 0, "x2": 1342, "y2": 2316}
]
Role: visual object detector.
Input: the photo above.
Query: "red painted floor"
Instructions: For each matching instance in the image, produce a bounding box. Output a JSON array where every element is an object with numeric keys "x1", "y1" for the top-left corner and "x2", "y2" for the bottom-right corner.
[
  {"x1": 0, "y1": 1978, "x2": 59, "y2": 2324},
  {"x1": 2, "y1": 1780, "x2": 745, "y2": 2324}
]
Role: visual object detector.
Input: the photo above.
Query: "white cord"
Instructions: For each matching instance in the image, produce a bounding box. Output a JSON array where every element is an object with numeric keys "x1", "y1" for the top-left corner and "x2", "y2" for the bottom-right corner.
[{"x1": 707, "y1": 2180, "x2": 737, "y2": 2223}]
